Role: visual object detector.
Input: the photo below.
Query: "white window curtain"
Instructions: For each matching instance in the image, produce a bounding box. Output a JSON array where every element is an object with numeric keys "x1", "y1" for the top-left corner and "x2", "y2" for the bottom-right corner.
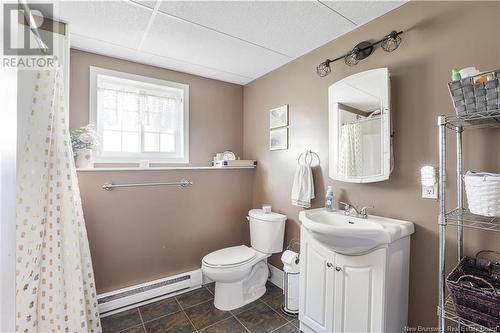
[
  {"x1": 97, "y1": 78, "x2": 183, "y2": 155},
  {"x1": 16, "y1": 67, "x2": 101, "y2": 332}
]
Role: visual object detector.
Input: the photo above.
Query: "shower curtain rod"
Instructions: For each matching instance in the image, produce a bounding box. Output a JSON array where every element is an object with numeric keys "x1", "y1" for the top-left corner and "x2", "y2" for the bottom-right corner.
[
  {"x1": 345, "y1": 115, "x2": 382, "y2": 125},
  {"x1": 20, "y1": 2, "x2": 49, "y2": 54},
  {"x1": 18, "y1": 1, "x2": 67, "y2": 56}
]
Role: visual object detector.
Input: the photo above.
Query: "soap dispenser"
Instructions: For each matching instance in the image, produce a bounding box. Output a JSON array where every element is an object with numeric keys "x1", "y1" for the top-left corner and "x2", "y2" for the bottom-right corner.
[{"x1": 325, "y1": 186, "x2": 334, "y2": 211}]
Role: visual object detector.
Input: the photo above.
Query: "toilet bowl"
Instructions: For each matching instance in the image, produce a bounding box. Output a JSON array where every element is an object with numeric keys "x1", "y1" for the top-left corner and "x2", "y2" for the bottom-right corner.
[{"x1": 202, "y1": 209, "x2": 287, "y2": 311}]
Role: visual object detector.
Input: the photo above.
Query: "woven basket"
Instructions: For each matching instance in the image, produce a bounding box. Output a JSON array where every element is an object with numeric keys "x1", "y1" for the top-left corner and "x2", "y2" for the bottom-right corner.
[
  {"x1": 465, "y1": 172, "x2": 500, "y2": 217},
  {"x1": 446, "y1": 251, "x2": 500, "y2": 331},
  {"x1": 448, "y1": 69, "x2": 500, "y2": 115}
]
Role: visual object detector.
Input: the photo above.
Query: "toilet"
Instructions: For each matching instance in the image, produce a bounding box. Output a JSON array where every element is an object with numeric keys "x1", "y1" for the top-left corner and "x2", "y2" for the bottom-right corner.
[{"x1": 202, "y1": 209, "x2": 287, "y2": 311}]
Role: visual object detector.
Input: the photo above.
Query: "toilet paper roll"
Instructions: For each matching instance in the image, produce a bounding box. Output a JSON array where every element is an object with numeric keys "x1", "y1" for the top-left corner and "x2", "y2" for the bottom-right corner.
[{"x1": 281, "y1": 250, "x2": 300, "y2": 273}]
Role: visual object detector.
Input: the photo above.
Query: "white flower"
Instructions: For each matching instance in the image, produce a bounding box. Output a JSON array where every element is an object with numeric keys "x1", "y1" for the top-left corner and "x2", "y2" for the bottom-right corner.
[{"x1": 79, "y1": 133, "x2": 93, "y2": 144}]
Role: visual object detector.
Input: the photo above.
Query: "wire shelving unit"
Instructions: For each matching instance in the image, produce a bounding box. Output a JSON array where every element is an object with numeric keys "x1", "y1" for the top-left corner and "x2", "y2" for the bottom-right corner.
[
  {"x1": 437, "y1": 109, "x2": 500, "y2": 333},
  {"x1": 442, "y1": 297, "x2": 497, "y2": 332}
]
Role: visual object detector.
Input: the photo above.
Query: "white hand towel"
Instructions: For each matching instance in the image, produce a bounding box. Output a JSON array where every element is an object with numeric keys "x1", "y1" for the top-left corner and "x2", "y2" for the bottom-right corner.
[{"x1": 291, "y1": 164, "x2": 315, "y2": 208}]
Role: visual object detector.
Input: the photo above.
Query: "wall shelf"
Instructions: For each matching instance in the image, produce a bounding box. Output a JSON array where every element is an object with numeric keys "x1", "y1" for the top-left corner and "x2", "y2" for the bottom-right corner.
[
  {"x1": 76, "y1": 166, "x2": 256, "y2": 172},
  {"x1": 437, "y1": 109, "x2": 500, "y2": 333}
]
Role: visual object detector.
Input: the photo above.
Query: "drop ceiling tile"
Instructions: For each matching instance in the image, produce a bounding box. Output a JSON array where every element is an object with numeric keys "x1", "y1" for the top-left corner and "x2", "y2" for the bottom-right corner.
[
  {"x1": 56, "y1": 0, "x2": 408, "y2": 84},
  {"x1": 130, "y1": 0, "x2": 156, "y2": 9},
  {"x1": 57, "y1": 1, "x2": 153, "y2": 49},
  {"x1": 140, "y1": 12, "x2": 291, "y2": 79},
  {"x1": 322, "y1": 1, "x2": 406, "y2": 26},
  {"x1": 70, "y1": 33, "x2": 252, "y2": 85},
  {"x1": 156, "y1": 1, "x2": 356, "y2": 58}
]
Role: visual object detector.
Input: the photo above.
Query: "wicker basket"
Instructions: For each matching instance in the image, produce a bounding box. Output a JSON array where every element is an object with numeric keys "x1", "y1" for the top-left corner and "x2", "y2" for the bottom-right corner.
[
  {"x1": 465, "y1": 172, "x2": 500, "y2": 217},
  {"x1": 446, "y1": 251, "x2": 500, "y2": 331},
  {"x1": 448, "y1": 69, "x2": 500, "y2": 115}
]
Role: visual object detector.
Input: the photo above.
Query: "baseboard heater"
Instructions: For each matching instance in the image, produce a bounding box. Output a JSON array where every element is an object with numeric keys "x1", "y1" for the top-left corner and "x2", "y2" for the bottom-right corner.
[{"x1": 97, "y1": 269, "x2": 202, "y2": 317}]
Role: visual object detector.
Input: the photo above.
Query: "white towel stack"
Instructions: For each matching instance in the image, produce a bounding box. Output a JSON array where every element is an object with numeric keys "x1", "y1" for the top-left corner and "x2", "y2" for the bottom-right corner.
[{"x1": 291, "y1": 164, "x2": 315, "y2": 208}]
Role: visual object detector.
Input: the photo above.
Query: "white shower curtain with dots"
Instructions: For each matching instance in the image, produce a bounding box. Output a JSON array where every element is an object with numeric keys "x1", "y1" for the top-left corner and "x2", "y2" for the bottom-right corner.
[
  {"x1": 339, "y1": 122, "x2": 362, "y2": 177},
  {"x1": 16, "y1": 66, "x2": 101, "y2": 333}
]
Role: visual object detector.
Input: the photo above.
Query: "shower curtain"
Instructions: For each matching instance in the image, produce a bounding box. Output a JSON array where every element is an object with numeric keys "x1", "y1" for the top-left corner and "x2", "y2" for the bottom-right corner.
[
  {"x1": 339, "y1": 122, "x2": 362, "y2": 177},
  {"x1": 16, "y1": 67, "x2": 101, "y2": 332}
]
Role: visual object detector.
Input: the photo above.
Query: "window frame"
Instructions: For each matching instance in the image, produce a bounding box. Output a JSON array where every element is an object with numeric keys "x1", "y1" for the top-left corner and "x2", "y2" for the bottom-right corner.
[{"x1": 89, "y1": 66, "x2": 189, "y2": 164}]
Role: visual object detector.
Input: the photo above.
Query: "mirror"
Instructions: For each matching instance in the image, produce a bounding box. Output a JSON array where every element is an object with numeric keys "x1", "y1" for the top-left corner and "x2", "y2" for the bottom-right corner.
[{"x1": 329, "y1": 68, "x2": 391, "y2": 183}]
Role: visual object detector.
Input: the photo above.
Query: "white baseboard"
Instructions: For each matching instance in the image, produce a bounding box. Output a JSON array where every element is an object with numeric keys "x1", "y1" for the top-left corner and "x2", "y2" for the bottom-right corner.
[
  {"x1": 268, "y1": 264, "x2": 284, "y2": 290},
  {"x1": 99, "y1": 264, "x2": 284, "y2": 318},
  {"x1": 98, "y1": 269, "x2": 202, "y2": 317}
]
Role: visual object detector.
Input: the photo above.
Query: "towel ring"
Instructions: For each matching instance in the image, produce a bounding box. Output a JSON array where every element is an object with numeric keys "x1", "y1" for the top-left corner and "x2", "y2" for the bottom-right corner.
[{"x1": 298, "y1": 150, "x2": 320, "y2": 166}]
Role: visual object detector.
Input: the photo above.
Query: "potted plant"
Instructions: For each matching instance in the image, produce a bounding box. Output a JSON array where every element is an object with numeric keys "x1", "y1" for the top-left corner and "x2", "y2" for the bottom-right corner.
[{"x1": 71, "y1": 125, "x2": 99, "y2": 169}]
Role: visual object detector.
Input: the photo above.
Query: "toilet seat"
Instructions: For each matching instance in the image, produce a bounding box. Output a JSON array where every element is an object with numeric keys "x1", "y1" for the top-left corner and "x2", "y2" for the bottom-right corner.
[{"x1": 202, "y1": 245, "x2": 257, "y2": 268}]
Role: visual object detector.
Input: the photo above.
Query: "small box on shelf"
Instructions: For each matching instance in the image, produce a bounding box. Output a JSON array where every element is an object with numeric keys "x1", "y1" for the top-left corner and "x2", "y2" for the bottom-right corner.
[{"x1": 211, "y1": 160, "x2": 257, "y2": 168}]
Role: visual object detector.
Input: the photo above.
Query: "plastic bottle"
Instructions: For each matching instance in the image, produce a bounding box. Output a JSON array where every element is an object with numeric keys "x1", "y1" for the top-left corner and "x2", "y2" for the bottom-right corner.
[
  {"x1": 451, "y1": 69, "x2": 461, "y2": 81},
  {"x1": 325, "y1": 186, "x2": 334, "y2": 211}
]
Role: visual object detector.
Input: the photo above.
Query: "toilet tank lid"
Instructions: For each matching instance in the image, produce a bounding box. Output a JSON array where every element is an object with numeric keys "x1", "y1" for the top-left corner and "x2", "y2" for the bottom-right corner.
[{"x1": 249, "y1": 209, "x2": 287, "y2": 222}]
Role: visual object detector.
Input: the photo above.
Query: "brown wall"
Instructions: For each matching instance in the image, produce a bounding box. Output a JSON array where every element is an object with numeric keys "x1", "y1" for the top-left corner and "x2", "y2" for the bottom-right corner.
[
  {"x1": 78, "y1": 169, "x2": 253, "y2": 293},
  {"x1": 243, "y1": 1, "x2": 500, "y2": 328},
  {"x1": 70, "y1": 50, "x2": 252, "y2": 293},
  {"x1": 72, "y1": 2, "x2": 500, "y2": 325}
]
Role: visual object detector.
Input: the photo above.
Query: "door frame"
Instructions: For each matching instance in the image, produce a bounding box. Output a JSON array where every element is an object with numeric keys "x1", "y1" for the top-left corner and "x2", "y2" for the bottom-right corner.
[{"x1": 0, "y1": 64, "x2": 17, "y2": 332}]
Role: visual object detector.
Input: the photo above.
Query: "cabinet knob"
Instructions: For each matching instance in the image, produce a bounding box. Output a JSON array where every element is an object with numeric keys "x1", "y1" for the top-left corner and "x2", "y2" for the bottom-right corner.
[
  {"x1": 335, "y1": 267, "x2": 342, "y2": 272},
  {"x1": 326, "y1": 262, "x2": 333, "y2": 268}
]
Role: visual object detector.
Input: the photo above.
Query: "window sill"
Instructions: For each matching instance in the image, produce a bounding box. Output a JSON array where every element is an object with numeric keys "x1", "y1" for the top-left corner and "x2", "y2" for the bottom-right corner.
[{"x1": 76, "y1": 166, "x2": 256, "y2": 172}]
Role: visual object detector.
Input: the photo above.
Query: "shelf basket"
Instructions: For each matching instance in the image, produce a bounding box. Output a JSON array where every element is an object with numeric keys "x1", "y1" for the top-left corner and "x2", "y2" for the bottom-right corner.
[
  {"x1": 465, "y1": 172, "x2": 500, "y2": 217},
  {"x1": 446, "y1": 251, "x2": 500, "y2": 331},
  {"x1": 448, "y1": 70, "x2": 500, "y2": 116}
]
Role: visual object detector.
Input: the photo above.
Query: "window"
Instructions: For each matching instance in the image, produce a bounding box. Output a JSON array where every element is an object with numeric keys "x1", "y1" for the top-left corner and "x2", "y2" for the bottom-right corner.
[{"x1": 89, "y1": 67, "x2": 189, "y2": 163}]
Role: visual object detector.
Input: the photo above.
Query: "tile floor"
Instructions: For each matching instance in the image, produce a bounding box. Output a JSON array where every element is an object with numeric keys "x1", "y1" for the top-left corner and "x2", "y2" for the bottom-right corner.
[{"x1": 101, "y1": 282, "x2": 301, "y2": 333}]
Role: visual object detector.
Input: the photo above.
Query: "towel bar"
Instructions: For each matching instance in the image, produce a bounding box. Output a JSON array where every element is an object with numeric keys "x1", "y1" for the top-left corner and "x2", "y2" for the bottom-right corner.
[
  {"x1": 102, "y1": 179, "x2": 193, "y2": 191},
  {"x1": 297, "y1": 150, "x2": 320, "y2": 166}
]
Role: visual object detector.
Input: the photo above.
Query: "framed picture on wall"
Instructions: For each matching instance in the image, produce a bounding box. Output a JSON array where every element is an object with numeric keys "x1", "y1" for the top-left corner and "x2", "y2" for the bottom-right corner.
[
  {"x1": 269, "y1": 105, "x2": 288, "y2": 129},
  {"x1": 270, "y1": 127, "x2": 288, "y2": 151}
]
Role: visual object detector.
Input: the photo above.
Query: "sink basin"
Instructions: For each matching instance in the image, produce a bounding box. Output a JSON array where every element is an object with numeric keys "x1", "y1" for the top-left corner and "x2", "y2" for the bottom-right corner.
[{"x1": 299, "y1": 208, "x2": 414, "y2": 255}]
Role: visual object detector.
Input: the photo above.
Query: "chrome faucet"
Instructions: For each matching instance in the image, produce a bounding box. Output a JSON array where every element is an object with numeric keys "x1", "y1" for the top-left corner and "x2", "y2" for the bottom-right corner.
[{"x1": 339, "y1": 202, "x2": 372, "y2": 219}]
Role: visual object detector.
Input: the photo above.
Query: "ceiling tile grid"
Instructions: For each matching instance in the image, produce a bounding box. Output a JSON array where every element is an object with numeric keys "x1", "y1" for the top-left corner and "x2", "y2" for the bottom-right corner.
[
  {"x1": 140, "y1": 11, "x2": 291, "y2": 79},
  {"x1": 155, "y1": 1, "x2": 356, "y2": 58},
  {"x1": 321, "y1": 1, "x2": 405, "y2": 26},
  {"x1": 70, "y1": 33, "x2": 253, "y2": 84},
  {"x1": 58, "y1": 1, "x2": 153, "y2": 49},
  {"x1": 55, "y1": 0, "x2": 407, "y2": 84}
]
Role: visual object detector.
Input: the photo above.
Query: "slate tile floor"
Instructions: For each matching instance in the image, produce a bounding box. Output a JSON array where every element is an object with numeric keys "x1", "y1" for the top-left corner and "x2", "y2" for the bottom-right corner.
[{"x1": 101, "y1": 282, "x2": 301, "y2": 333}]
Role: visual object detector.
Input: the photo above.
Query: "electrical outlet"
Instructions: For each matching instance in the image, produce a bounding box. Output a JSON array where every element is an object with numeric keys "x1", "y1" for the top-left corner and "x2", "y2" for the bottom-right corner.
[{"x1": 422, "y1": 184, "x2": 438, "y2": 199}]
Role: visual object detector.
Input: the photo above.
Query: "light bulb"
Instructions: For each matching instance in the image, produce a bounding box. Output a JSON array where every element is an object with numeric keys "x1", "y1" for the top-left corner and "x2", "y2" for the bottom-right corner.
[
  {"x1": 381, "y1": 31, "x2": 402, "y2": 52},
  {"x1": 344, "y1": 48, "x2": 360, "y2": 67},
  {"x1": 316, "y1": 60, "x2": 332, "y2": 77}
]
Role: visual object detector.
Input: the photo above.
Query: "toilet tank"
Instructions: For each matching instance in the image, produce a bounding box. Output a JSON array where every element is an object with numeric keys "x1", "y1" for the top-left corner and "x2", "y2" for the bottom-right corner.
[{"x1": 248, "y1": 209, "x2": 287, "y2": 254}]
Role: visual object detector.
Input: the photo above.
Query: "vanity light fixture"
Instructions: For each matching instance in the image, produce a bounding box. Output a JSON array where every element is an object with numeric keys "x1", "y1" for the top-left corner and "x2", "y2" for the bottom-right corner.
[{"x1": 316, "y1": 30, "x2": 403, "y2": 77}]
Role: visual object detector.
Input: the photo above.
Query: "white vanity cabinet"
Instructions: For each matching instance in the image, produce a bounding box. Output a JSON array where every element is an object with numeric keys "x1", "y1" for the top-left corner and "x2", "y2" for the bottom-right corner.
[
  {"x1": 299, "y1": 226, "x2": 411, "y2": 333},
  {"x1": 332, "y1": 248, "x2": 386, "y2": 332},
  {"x1": 300, "y1": 232, "x2": 336, "y2": 333}
]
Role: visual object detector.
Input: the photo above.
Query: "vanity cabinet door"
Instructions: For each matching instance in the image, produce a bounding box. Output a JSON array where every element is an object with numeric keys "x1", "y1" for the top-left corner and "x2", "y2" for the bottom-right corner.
[
  {"x1": 299, "y1": 232, "x2": 335, "y2": 333},
  {"x1": 333, "y1": 248, "x2": 387, "y2": 333}
]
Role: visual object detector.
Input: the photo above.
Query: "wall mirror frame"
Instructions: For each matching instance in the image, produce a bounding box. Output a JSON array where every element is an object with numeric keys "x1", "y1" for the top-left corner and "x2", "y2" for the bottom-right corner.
[{"x1": 329, "y1": 68, "x2": 391, "y2": 183}]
